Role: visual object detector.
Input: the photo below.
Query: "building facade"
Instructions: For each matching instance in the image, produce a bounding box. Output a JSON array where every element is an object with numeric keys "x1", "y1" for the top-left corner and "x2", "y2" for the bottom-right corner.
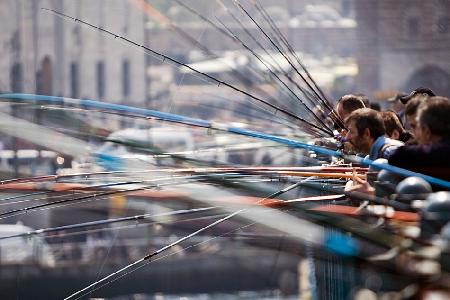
[
  {"x1": 355, "y1": 0, "x2": 450, "y2": 97},
  {"x1": 0, "y1": 0, "x2": 147, "y2": 106}
]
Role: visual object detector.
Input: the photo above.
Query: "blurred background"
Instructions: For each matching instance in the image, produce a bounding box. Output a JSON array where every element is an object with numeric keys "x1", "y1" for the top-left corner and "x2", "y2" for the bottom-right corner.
[{"x1": 0, "y1": 0, "x2": 449, "y2": 299}]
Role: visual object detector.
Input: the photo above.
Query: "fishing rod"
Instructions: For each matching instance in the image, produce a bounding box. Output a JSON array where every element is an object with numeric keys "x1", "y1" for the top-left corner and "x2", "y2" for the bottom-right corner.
[
  {"x1": 0, "y1": 174, "x2": 223, "y2": 220},
  {"x1": 234, "y1": 1, "x2": 337, "y2": 116},
  {"x1": 174, "y1": 0, "x2": 337, "y2": 136},
  {"x1": 41, "y1": 8, "x2": 331, "y2": 137},
  {"x1": 63, "y1": 178, "x2": 312, "y2": 299},
  {"x1": 0, "y1": 193, "x2": 347, "y2": 242},
  {"x1": 131, "y1": 0, "x2": 305, "y2": 119},
  {"x1": 0, "y1": 168, "x2": 306, "y2": 220},
  {"x1": 173, "y1": 0, "x2": 345, "y2": 128},
  {"x1": 65, "y1": 171, "x2": 426, "y2": 299},
  {"x1": 252, "y1": 1, "x2": 337, "y2": 114},
  {"x1": 197, "y1": 92, "x2": 303, "y2": 130},
  {"x1": 236, "y1": 0, "x2": 346, "y2": 130},
  {"x1": 2, "y1": 93, "x2": 449, "y2": 189},
  {"x1": 216, "y1": 17, "x2": 334, "y2": 135},
  {"x1": 215, "y1": 3, "x2": 334, "y2": 134},
  {"x1": 0, "y1": 206, "x2": 216, "y2": 241},
  {"x1": 171, "y1": 0, "x2": 318, "y2": 119}
]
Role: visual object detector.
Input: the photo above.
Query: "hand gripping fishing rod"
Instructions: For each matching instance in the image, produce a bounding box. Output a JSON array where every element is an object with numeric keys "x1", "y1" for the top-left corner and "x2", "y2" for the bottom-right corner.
[{"x1": 1, "y1": 93, "x2": 450, "y2": 189}]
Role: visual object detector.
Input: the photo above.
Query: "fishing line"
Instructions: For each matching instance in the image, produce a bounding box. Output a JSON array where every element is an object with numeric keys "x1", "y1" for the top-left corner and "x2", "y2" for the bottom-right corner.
[
  {"x1": 0, "y1": 207, "x2": 217, "y2": 241},
  {"x1": 216, "y1": 18, "x2": 333, "y2": 135},
  {"x1": 218, "y1": 3, "x2": 334, "y2": 133},
  {"x1": 43, "y1": 211, "x2": 232, "y2": 242},
  {"x1": 253, "y1": 2, "x2": 333, "y2": 109},
  {"x1": 0, "y1": 175, "x2": 214, "y2": 220},
  {"x1": 3, "y1": 94, "x2": 448, "y2": 188},
  {"x1": 236, "y1": 1, "x2": 333, "y2": 112},
  {"x1": 252, "y1": 5, "x2": 345, "y2": 130},
  {"x1": 63, "y1": 178, "x2": 307, "y2": 299},
  {"x1": 75, "y1": 220, "x2": 259, "y2": 300},
  {"x1": 42, "y1": 8, "x2": 325, "y2": 136}
]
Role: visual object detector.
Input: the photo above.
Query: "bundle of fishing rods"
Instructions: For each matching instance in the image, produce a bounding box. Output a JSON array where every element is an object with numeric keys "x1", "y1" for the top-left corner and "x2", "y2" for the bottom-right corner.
[{"x1": 0, "y1": 1, "x2": 449, "y2": 299}]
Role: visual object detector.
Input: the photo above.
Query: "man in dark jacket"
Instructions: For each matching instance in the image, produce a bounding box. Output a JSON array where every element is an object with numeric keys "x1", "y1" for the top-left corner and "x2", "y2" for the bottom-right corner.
[
  {"x1": 345, "y1": 108, "x2": 403, "y2": 160},
  {"x1": 388, "y1": 97, "x2": 450, "y2": 181}
]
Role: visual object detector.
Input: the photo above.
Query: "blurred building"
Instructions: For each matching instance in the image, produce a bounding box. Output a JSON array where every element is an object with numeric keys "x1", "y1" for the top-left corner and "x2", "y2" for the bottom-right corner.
[
  {"x1": 147, "y1": 0, "x2": 356, "y2": 59},
  {"x1": 0, "y1": 0, "x2": 147, "y2": 106},
  {"x1": 355, "y1": 0, "x2": 450, "y2": 97},
  {"x1": 0, "y1": 0, "x2": 357, "y2": 111}
]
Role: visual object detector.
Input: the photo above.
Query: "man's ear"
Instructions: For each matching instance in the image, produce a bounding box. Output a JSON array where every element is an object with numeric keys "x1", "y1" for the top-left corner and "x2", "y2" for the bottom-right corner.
[
  {"x1": 363, "y1": 128, "x2": 371, "y2": 139},
  {"x1": 391, "y1": 129, "x2": 400, "y2": 140},
  {"x1": 421, "y1": 125, "x2": 432, "y2": 141}
]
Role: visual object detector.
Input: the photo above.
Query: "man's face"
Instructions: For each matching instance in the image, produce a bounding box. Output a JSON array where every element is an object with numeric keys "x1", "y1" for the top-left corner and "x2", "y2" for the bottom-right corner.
[
  {"x1": 415, "y1": 123, "x2": 431, "y2": 145},
  {"x1": 406, "y1": 113, "x2": 420, "y2": 140},
  {"x1": 345, "y1": 120, "x2": 372, "y2": 154},
  {"x1": 337, "y1": 103, "x2": 349, "y2": 121},
  {"x1": 391, "y1": 100, "x2": 403, "y2": 113}
]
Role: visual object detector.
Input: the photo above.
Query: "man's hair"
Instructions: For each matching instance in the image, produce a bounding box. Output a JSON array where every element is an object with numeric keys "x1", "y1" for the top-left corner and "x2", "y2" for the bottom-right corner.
[
  {"x1": 400, "y1": 87, "x2": 436, "y2": 104},
  {"x1": 337, "y1": 94, "x2": 366, "y2": 113},
  {"x1": 346, "y1": 108, "x2": 386, "y2": 139},
  {"x1": 381, "y1": 111, "x2": 405, "y2": 137},
  {"x1": 404, "y1": 94, "x2": 430, "y2": 116},
  {"x1": 417, "y1": 96, "x2": 450, "y2": 139}
]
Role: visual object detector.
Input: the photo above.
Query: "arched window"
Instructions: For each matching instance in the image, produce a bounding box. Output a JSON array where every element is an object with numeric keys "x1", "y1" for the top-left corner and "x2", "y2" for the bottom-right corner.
[
  {"x1": 36, "y1": 56, "x2": 53, "y2": 95},
  {"x1": 437, "y1": 16, "x2": 450, "y2": 34},
  {"x1": 407, "y1": 16, "x2": 420, "y2": 37},
  {"x1": 433, "y1": 0, "x2": 450, "y2": 34},
  {"x1": 403, "y1": 7, "x2": 421, "y2": 39},
  {"x1": 96, "y1": 61, "x2": 105, "y2": 99},
  {"x1": 404, "y1": 65, "x2": 450, "y2": 96},
  {"x1": 122, "y1": 59, "x2": 130, "y2": 97},
  {"x1": 10, "y1": 63, "x2": 23, "y2": 92},
  {"x1": 70, "y1": 62, "x2": 80, "y2": 98}
]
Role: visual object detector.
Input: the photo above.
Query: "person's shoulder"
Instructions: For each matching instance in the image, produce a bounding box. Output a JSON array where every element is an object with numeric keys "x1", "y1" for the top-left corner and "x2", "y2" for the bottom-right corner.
[{"x1": 388, "y1": 144, "x2": 422, "y2": 164}]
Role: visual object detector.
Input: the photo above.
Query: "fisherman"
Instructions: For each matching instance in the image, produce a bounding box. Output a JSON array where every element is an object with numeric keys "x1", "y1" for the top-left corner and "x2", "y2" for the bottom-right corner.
[
  {"x1": 388, "y1": 96, "x2": 450, "y2": 182},
  {"x1": 403, "y1": 93, "x2": 430, "y2": 142},
  {"x1": 386, "y1": 87, "x2": 435, "y2": 125},
  {"x1": 335, "y1": 94, "x2": 366, "y2": 121},
  {"x1": 380, "y1": 111, "x2": 412, "y2": 143},
  {"x1": 345, "y1": 108, "x2": 404, "y2": 160},
  {"x1": 331, "y1": 94, "x2": 367, "y2": 150}
]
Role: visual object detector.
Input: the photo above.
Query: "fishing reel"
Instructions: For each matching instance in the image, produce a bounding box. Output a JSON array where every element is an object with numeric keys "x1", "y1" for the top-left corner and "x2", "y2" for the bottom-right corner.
[
  {"x1": 393, "y1": 177, "x2": 432, "y2": 204},
  {"x1": 373, "y1": 169, "x2": 403, "y2": 198},
  {"x1": 420, "y1": 192, "x2": 450, "y2": 239},
  {"x1": 367, "y1": 158, "x2": 388, "y2": 186}
]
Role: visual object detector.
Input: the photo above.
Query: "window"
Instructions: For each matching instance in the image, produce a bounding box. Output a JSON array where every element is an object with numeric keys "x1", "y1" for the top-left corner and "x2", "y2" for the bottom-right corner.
[
  {"x1": 341, "y1": 0, "x2": 352, "y2": 18},
  {"x1": 122, "y1": 59, "x2": 130, "y2": 97},
  {"x1": 407, "y1": 17, "x2": 419, "y2": 37},
  {"x1": 10, "y1": 63, "x2": 23, "y2": 92},
  {"x1": 96, "y1": 61, "x2": 105, "y2": 99},
  {"x1": 70, "y1": 62, "x2": 79, "y2": 98},
  {"x1": 437, "y1": 16, "x2": 450, "y2": 34}
]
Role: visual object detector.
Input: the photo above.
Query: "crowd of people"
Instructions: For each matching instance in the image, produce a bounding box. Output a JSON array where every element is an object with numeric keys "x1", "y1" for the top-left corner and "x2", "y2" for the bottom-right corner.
[{"x1": 331, "y1": 88, "x2": 450, "y2": 193}]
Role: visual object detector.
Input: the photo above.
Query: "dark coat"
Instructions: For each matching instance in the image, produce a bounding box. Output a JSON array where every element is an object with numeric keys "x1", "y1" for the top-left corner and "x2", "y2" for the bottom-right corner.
[{"x1": 388, "y1": 140, "x2": 450, "y2": 182}]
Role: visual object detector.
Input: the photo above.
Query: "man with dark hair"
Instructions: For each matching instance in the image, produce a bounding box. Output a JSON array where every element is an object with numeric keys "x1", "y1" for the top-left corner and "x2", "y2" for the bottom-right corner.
[
  {"x1": 404, "y1": 94, "x2": 430, "y2": 137},
  {"x1": 336, "y1": 94, "x2": 366, "y2": 121},
  {"x1": 380, "y1": 111, "x2": 412, "y2": 143},
  {"x1": 399, "y1": 87, "x2": 435, "y2": 104},
  {"x1": 389, "y1": 97, "x2": 450, "y2": 181},
  {"x1": 345, "y1": 108, "x2": 403, "y2": 160}
]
